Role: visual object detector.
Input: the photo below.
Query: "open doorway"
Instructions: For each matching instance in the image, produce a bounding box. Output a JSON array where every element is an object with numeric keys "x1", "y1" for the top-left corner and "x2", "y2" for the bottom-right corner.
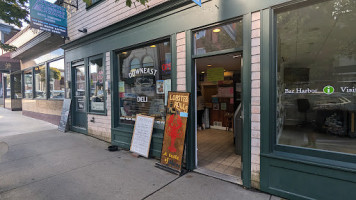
[{"x1": 195, "y1": 52, "x2": 243, "y2": 182}]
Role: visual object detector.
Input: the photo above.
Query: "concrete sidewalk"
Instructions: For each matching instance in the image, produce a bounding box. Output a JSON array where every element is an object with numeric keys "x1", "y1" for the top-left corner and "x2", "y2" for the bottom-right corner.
[{"x1": 0, "y1": 108, "x2": 278, "y2": 200}]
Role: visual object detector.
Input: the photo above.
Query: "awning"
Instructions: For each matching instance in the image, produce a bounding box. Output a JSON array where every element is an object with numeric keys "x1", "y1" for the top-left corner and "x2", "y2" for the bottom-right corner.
[{"x1": 10, "y1": 32, "x2": 65, "y2": 60}]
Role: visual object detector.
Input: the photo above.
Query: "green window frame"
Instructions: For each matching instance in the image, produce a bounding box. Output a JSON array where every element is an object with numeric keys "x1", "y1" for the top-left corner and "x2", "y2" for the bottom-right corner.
[
  {"x1": 87, "y1": 54, "x2": 106, "y2": 115},
  {"x1": 261, "y1": 1, "x2": 356, "y2": 166},
  {"x1": 112, "y1": 37, "x2": 173, "y2": 129}
]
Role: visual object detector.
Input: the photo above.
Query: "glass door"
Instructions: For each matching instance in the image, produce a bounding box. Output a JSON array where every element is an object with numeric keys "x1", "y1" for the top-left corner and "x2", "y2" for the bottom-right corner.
[{"x1": 72, "y1": 63, "x2": 87, "y2": 133}]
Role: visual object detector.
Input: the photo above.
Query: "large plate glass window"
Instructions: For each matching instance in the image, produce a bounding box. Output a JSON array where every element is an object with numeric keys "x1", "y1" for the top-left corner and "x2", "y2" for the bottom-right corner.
[
  {"x1": 34, "y1": 65, "x2": 46, "y2": 99},
  {"x1": 89, "y1": 55, "x2": 105, "y2": 113},
  {"x1": 194, "y1": 20, "x2": 243, "y2": 55},
  {"x1": 24, "y1": 70, "x2": 33, "y2": 98},
  {"x1": 0, "y1": 72, "x2": 2, "y2": 99},
  {"x1": 49, "y1": 58, "x2": 65, "y2": 99},
  {"x1": 276, "y1": 0, "x2": 356, "y2": 154},
  {"x1": 13, "y1": 73, "x2": 22, "y2": 99},
  {"x1": 117, "y1": 41, "x2": 171, "y2": 129},
  {"x1": 4, "y1": 73, "x2": 10, "y2": 98}
]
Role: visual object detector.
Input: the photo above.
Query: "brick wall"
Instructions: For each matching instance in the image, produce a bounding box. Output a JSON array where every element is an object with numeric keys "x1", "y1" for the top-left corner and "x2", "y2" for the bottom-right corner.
[
  {"x1": 87, "y1": 52, "x2": 112, "y2": 142},
  {"x1": 250, "y1": 11, "x2": 261, "y2": 189},
  {"x1": 176, "y1": 32, "x2": 186, "y2": 92}
]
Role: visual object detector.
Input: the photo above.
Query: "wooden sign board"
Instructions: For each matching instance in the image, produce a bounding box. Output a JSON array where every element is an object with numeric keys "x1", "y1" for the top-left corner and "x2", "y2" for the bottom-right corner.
[
  {"x1": 159, "y1": 91, "x2": 190, "y2": 173},
  {"x1": 130, "y1": 114, "x2": 155, "y2": 158},
  {"x1": 58, "y1": 99, "x2": 71, "y2": 132}
]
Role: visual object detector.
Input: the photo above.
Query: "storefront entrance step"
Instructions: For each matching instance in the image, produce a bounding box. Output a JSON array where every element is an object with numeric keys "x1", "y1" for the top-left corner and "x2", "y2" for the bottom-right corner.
[{"x1": 194, "y1": 167, "x2": 242, "y2": 185}]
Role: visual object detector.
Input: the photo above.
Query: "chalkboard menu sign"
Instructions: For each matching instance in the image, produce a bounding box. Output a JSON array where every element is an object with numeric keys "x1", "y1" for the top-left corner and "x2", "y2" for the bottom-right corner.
[
  {"x1": 130, "y1": 114, "x2": 155, "y2": 158},
  {"x1": 158, "y1": 92, "x2": 190, "y2": 173},
  {"x1": 58, "y1": 99, "x2": 71, "y2": 132}
]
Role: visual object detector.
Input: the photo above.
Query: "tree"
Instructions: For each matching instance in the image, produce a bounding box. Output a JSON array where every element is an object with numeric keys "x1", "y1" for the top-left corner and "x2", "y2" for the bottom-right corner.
[{"x1": 0, "y1": 0, "x2": 29, "y2": 51}]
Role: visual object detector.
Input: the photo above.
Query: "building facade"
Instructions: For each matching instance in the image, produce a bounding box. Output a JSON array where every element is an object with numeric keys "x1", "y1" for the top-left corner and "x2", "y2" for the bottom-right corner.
[
  {"x1": 60, "y1": 0, "x2": 356, "y2": 199},
  {"x1": 5, "y1": 26, "x2": 66, "y2": 124}
]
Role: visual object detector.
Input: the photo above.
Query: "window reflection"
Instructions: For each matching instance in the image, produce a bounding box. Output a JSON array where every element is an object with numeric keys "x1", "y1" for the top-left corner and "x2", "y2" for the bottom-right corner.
[
  {"x1": 34, "y1": 65, "x2": 46, "y2": 99},
  {"x1": 118, "y1": 41, "x2": 171, "y2": 129},
  {"x1": 24, "y1": 70, "x2": 33, "y2": 98},
  {"x1": 194, "y1": 20, "x2": 243, "y2": 55},
  {"x1": 89, "y1": 57, "x2": 105, "y2": 112},
  {"x1": 13, "y1": 73, "x2": 22, "y2": 99},
  {"x1": 276, "y1": 0, "x2": 356, "y2": 154},
  {"x1": 49, "y1": 59, "x2": 65, "y2": 99}
]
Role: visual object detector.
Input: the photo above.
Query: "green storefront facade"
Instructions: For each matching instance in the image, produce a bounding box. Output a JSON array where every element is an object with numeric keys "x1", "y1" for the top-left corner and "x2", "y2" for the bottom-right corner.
[{"x1": 63, "y1": 0, "x2": 356, "y2": 199}]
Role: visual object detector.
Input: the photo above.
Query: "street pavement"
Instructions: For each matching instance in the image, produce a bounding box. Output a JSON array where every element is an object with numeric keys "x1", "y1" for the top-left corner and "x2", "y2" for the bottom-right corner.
[{"x1": 0, "y1": 108, "x2": 280, "y2": 200}]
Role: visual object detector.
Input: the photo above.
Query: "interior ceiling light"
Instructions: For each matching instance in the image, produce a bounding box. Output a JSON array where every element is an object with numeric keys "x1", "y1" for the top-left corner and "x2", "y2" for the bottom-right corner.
[
  {"x1": 213, "y1": 28, "x2": 221, "y2": 33},
  {"x1": 150, "y1": 45, "x2": 156, "y2": 48},
  {"x1": 122, "y1": 52, "x2": 127, "y2": 55}
]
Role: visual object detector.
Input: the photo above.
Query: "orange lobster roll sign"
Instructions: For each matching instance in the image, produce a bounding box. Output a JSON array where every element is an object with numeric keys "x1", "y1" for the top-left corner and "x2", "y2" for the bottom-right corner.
[{"x1": 160, "y1": 91, "x2": 190, "y2": 173}]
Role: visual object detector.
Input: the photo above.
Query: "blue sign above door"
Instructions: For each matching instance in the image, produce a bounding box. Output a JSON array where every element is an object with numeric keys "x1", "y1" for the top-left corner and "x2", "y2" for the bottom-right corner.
[
  {"x1": 29, "y1": 0, "x2": 67, "y2": 37},
  {"x1": 192, "y1": 0, "x2": 202, "y2": 6}
]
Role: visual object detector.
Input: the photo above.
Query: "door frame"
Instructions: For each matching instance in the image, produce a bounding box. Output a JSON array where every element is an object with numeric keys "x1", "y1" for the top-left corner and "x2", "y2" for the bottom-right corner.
[
  {"x1": 185, "y1": 14, "x2": 252, "y2": 188},
  {"x1": 71, "y1": 60, "x2": 88, "y2": 134}
]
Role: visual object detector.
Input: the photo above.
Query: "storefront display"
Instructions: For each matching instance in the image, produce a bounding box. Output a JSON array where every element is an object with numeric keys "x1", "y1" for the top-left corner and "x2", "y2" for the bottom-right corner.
[
  {"x1": 276, "y1": 0, "x2": 356, "y2": 154},
  {"x1": 117, "y1": 41, "x2": 171, "y2": 130},
  {"x1": 24, "y1": 70, "x2": 33, "y2": 98},
  {"x1": 34, "y1": 65, "x2": 46, "y2": 99},
  {"x1": 49, "y1": 58, "x2": 65, "y2": 99},
  {"x1": 89, "y1": 55, "x2": 105, "y2": 113}
]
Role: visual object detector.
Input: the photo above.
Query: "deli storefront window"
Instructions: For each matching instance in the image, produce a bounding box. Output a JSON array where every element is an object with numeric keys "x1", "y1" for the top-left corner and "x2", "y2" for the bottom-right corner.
[
  {"x1": 24, "y1": 70, "x2": 33, "y2": 98},
  {"x1": 118, "y1": 41, "x2": 171, "y2": 129},
  {"x1": 89, "y1": 56, "x2": 105, "y2": 113},
  {"x1": 276, "y1": 0, "x2": 356, "y2": 154}
]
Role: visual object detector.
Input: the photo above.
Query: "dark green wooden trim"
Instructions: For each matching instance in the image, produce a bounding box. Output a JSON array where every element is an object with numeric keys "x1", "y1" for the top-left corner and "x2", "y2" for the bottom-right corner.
[
  {"x1": 70, "y1": 60, "x2": 88, "y2": 134},
  {"x1": 242, "y1": 13, "x2": 252, "y2": 188},
  {"x1": 192, "y1": 47, "x2": 244, "y2": 59},
  {"x1": 87, "y1": 53, "x2": 107, "y2": 115},
  {"x1": 63, "y1": 0, "x2": 297, "y2": 63},
  {"x1": 62, "y1": 0, "x2": 296, "y2": 52},
  {"x1": 186, "y1": 30, "x2": 195, "y2": 170},
  {"x1": 261, "y1": 154, "x2": 356, "y2": 200},
  {"x1": 171, "y1": 33, "x2": 177, "y2": 92},
  {"x1": 63, "y1": 0, "x2": 192, "y2": 50},
  {"x1": 260, "y1": 7, "x2": 273, "y2": 191},
  {"x1": 110, "y1": 38, "x2": 174, "y2": 156},
  {"x1": 260, "y1": 8, "x2": 273, "y2": 155},
  {"x1": 71, "y1": 126, "x2": 87, "y2": 134},
  {"x1": 110, "y1": 50, "x2": 118, "y2": 130},
  {"x1": 84, "y1": 57, "x2": 89, "y2": 116},
  {"x1": 262, "y1": 152, "x2": 356, "y2": 174}
]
